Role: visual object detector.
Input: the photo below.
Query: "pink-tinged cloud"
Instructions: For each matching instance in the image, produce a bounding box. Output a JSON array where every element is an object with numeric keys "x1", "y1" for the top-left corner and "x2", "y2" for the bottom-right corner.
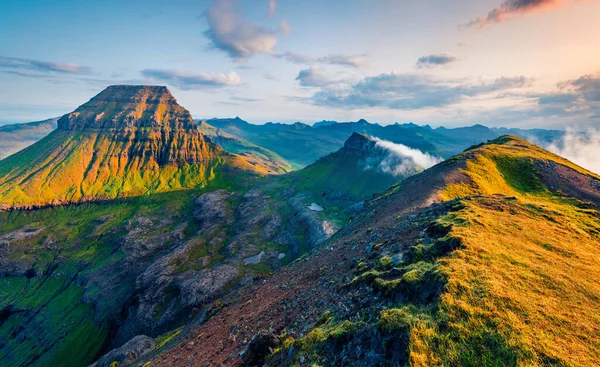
[{"x1": 467, "y1": 0, "x2": 565, "y2": 28}]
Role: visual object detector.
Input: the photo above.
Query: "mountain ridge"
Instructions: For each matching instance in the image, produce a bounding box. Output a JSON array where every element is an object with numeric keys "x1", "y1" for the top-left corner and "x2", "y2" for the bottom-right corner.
[{"x1": 147, "y1": 135, "x2": 600, "y2": 366}]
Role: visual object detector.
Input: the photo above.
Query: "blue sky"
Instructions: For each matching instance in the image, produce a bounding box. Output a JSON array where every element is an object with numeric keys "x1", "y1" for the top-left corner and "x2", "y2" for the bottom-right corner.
[{"x1": 1, "y1": 0, "x2": 599, "y2": 128}]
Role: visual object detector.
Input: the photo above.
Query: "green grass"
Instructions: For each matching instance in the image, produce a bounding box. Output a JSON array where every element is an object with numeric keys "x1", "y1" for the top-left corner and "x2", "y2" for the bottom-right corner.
[{"x1": 373, "y1": 136, "x2": 600, "y2": 366}]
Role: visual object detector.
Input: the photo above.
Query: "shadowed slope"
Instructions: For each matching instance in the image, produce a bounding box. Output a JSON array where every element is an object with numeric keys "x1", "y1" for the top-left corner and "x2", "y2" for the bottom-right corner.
[{"x1": 0, "y1": 86, "x2": 264, "y2": 208}]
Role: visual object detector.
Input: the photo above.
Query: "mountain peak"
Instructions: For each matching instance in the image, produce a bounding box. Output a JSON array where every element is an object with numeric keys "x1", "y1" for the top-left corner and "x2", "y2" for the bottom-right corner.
[
  {"x1": 343, "y1": 132, "x2": 376, "y2": 154},
  {"x1": 57, "y1": 85, "x2": 196, "y2": 131}
]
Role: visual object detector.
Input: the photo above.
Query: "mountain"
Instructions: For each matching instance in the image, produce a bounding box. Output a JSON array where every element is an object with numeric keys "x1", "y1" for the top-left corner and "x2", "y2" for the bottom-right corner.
[
  {"x1": 198, "y1": 120, "x2": 293, "y2": 174},
  {"x1": 205, "y1": 117, "x2": 566, "y2": 169},
  {"x1": 146, "y1": 136, "x2": 600, "y2": 366},
  {"x1": 312, "y1": 120, "x2": 337, "y2": 128},
  {"x1": 0, "y1": 118, "x2": 58, "y2": 159},
  {"x1": 0, "y1": 86, "x2": 264, "y2": 209},
  {"x1": 281, "y1": 132, "x2": 429, "y2": 213}
]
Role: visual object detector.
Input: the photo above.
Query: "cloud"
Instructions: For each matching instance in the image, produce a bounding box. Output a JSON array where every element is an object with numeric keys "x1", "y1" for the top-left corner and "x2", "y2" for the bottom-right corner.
[
  {"x1": 364, "y1": 137, "x2": 442, "y2": 177},
  {"x1": 231, "y1": 96, "x2": 263, "y2": 102},
  {"x1": 529, "y1": 73, "x2": 600, "y2": 116},
  {"x1": 317, "y1": 54, "x2": 369, "y2": 69},
  {"x1": 559, "y1": 74, "x2": 600, "y2": 102},
  {"x1": 416, "y1": 54, "x2": 458, "y2": 68},
  {"x1": 269, "y1": 0, "x2": 276, "y2": 16},
  {"x1": 278, "y1": 20, "x2": 293, "y2": 36},
  {"x1": 141, "y1": 68, "x2": 241, "y2": 89},
  {"x1": 466, "y1": 0, "x2": 571, "y2": 28},
  {"x1": 203, "y1": 0, "x2": 278, "y2": 61},
  {"x1": 274, "y1": 52, "x2": 368, "y2": 68},
  {"x1": 274, "y1": 51, "x2": 313, "y2": 64},
  {"x1": 295, "y1": 67, "x2": 333, "y2": 87},
  {"x1": 306, "y1": 72, "x2": 533, "y2": 109},
  {"x1": 0, "y1": 56, "x2": 92, "y2": 75},
  {"x1": 545, "y1": 128, "x2": 600, "y2": 174}
]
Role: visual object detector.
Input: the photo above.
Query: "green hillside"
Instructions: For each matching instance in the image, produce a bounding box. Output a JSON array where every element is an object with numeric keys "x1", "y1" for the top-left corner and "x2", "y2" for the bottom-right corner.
[{"x1": 198, "y1": 121, "x2": 293, "y2": 174}]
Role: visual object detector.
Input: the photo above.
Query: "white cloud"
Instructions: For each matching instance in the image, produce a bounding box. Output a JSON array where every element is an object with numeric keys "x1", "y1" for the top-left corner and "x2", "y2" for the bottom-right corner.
[
  {"x1": 545, "y1": 128, "x2": 600, "y2": 174},
  {"x1": 371, "y1": 137, "x2": 442, "y2": 176},
  {"x1": 204, "y1": 0, "x2": 278, "y2": 61},
  {"x1": 141, "y1": 69, "x2": 241, "y2": 90}
]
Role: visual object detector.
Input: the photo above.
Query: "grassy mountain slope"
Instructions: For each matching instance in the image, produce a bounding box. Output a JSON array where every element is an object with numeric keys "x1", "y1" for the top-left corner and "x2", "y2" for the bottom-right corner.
[
  {"x1": 198, "y1": 121, "x2": 293, "y2": 174},
  {"x1": 148, "y1": 135, "x2": 600, "y2": 367},
  {"x1": 0, "y1": 86, "x2": 265, "y2": 209},
  {"x1": 278, "y1": 133, "x2": 417, "y2": 214},
  {"x1": 0, "y1": 118, "x2": 58, "y2": 159}
]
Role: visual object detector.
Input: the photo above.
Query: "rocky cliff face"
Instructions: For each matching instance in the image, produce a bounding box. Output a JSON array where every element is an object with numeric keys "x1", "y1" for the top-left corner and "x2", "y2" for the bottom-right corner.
[
  {"x1": 0, "y1": 85, "x2": 263, "y2": 208},
  {"x1": 56, "y1": 85, "x2": 215, "y2": 166}
]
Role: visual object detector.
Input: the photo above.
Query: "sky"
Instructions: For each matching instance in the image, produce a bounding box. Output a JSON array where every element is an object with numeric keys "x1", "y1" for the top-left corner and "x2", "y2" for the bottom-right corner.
[{"x1": 1, "y1": 0, "x2": 599, "y2": 128}]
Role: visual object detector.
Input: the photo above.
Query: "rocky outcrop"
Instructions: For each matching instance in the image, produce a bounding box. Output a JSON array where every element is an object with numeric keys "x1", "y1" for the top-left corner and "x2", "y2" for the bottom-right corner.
[
  {"x1": 89, "y1": 335, "x2": 155, "y2": 367},
  {"x1": 240, "y1": 330, "x2": 281, "y2": 366}
]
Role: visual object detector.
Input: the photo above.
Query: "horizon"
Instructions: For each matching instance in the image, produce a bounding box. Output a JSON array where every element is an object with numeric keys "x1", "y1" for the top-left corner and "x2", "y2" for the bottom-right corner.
[{"x1": 1, "y1": 0, "x2": 600, "y2": 128}]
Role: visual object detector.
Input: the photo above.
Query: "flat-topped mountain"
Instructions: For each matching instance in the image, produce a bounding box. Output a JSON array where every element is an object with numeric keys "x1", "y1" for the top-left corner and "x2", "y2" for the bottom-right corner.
[
  {"x1": 58, "y1": 85, "x2": 197, "y2": 131},
  {"x1": 0, "y1": 85, "x2": 263, "y2": 208}
]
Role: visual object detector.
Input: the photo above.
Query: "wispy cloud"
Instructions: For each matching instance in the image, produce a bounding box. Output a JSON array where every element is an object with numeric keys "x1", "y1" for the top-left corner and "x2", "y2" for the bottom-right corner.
[
  {"x1": 465, "y1": 0, "x2": 579, "y2": 28},
  {"x1": 203, "y1": 0, "x2": 278, "y2": 61},
  {"x1": 275, "y1": 52, "x2": 368, "y2": 69},
  {"x1": 416, "y1": 54, "x2": 458, "y2": 68},
  {"x1": 274, "y1": 51, "x2": 313, "y2": 64},
  {"x1": 317, "y1": 54, "x2": 368, "y2": 69},
  {"x1": 278, "y1": 20, "x2": 293, "y2": 36},
  {"x1": 268, "y1": 0, "x2": 277, "y2": 16},
  {"x1": 303, "y1": 72, "x2": 533, "y2": 110},
  {"x1": 231, "y1": 96, "x2": 263, "y2": 102},
  {"x1": 0, "y1": 56, "x2": 92, "y2": 75},
  {"x1": 141, "y1": 68, "x2": 241, "y2": 89}
]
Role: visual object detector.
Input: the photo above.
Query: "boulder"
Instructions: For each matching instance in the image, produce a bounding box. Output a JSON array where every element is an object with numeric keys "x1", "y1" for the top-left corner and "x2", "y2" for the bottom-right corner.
[
  {"x1": 240, "y1": 330, "x2": 280, "y2": 366},
  {"x1": 89, "y1": 335, "x2": 155, "y2": 367}
]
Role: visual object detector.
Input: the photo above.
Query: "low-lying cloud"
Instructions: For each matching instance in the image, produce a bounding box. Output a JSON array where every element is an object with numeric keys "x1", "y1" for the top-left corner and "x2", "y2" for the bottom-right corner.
[
  {"x1": 544, "y1": 128, "x2": 600, "y2": 174},
  {"x1": 416, "y1": 54, "x2": 458, "y2": 68},
  {"x1": 141, "y1": 68, "x2": 241, "y2": 89},
  {"x1": 365, "y1": 138, "x2": 443, "y2": 177}
]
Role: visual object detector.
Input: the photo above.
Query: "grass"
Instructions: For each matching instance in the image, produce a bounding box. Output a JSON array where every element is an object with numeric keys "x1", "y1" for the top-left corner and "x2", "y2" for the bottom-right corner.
[
  {"x1": 397, "y1": 136, "x2": 600, "y2": 366},
  {"x1": 155, "y1": 328, "x2": 183, "y2": 350},
  {"x1": 0, "y1": 128, "x2": 264, "y2": 208},
  {"x1": 342, "y1": 136, "x2": 600, "y2": 366},
  {"x1": 0, "y1": 186, "x2": 231, "y2": 367}
]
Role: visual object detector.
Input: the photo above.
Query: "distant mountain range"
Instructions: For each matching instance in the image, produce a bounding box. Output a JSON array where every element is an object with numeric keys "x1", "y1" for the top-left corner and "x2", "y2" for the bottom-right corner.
[
  {"x1": 202, "y1": 117, "x2": 564, "y2": 168},
  {"x1": 0, "y1": 118, "x2": 58, "y2": 159},
  {"x1": 1, "y1": 114, "x2": 564, "y2": 173}
]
